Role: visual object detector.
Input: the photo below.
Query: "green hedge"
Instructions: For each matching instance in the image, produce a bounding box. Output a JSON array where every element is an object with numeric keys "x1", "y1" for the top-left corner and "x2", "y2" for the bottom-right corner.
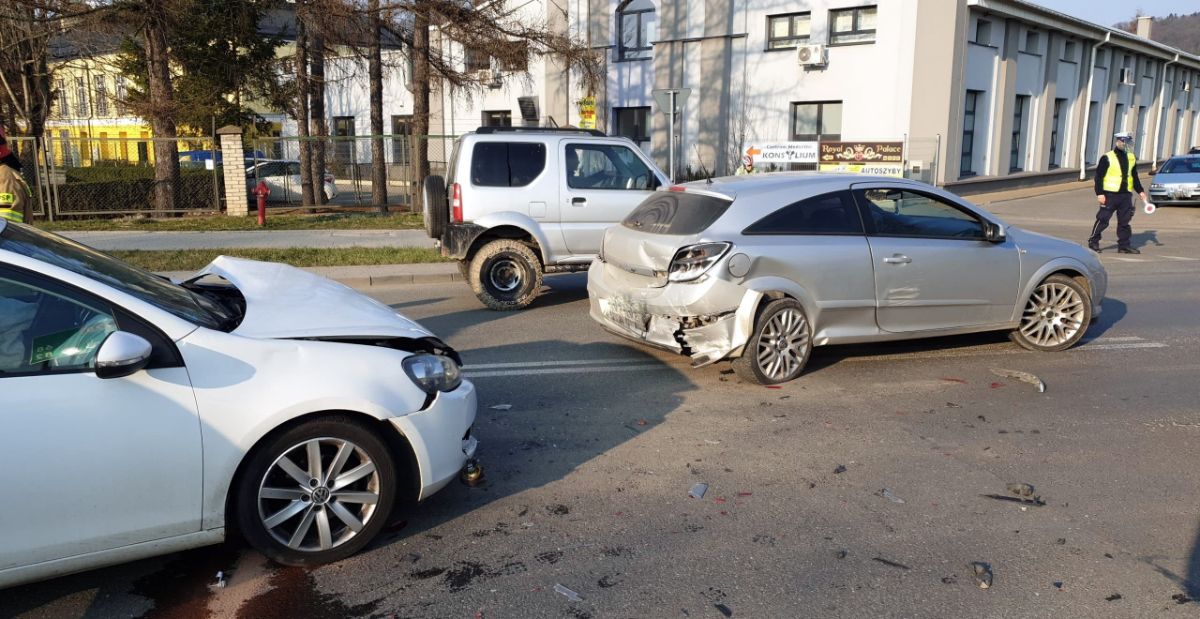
[
  {"x1": 65, "y1": 165, "x2": 217, "y2": 183},
  {"x1": 57, "y1": 172, "x2": 223, "y2": 214}
]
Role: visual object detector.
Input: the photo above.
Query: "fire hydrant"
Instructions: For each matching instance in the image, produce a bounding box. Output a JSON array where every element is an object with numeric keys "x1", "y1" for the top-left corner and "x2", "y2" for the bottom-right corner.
[{"x1": 254, "y1": 181, "x2": 270, "y2": 226}]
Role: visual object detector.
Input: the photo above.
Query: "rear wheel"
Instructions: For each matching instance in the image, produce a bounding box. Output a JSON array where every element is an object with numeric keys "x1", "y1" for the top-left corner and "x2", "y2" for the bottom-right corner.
[
  {"x1": 468, "y1": 239, "x2": 543, "y2": 311},
  {"x1": 732, "y1": 299, "x2": 812, "y2": 385},
  {"x1": 236, "y1": 417, "x2": 397, "y2": 566},
  {"x1": 1010, "y1": 274, "x2": 1091, "y2": 351}
]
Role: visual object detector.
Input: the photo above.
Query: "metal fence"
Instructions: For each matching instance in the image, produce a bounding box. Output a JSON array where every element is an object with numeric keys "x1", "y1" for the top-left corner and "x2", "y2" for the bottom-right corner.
[
  {"x1": 249, "y1": 135, "x2": 453, "y2": 211},
  {"x1": 18, "y1": 136, "x2": 225, "y2": 219}
]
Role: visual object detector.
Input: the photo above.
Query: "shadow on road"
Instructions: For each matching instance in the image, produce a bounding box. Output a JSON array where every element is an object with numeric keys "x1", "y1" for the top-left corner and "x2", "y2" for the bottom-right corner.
[
  {"x1": 1130, "y1": 229, "x2": 1164, "y2": 249},
  {"x1": 413, "y1": 273, "x2": 589, "y2": 341}
]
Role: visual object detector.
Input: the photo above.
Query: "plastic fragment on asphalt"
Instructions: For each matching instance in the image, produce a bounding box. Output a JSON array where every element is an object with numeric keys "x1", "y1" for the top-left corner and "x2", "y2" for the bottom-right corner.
[
  {"x1": 1106, "y1": 593, "x2": 1122, "y2": 601},
  {"x1": 991, "y1": 368, "x2": 1046, "y2": 392},
  {"x1": 941, "y1": 576, "x2": 956, "y2": 584},
  {"x1": 214, "y1": 571, "x2": 226, "y2": 588},
  {"x1": 1054, "y1": 581, "x2": 1064, "y2": 590},
  {"x1": 836, "y1": 549, "x2": 848, "y2": 559},
  {"x1": 1172, "y1": 593, "x2": 1193, "y2": 604},
  {"x1": 872, "y1": 557, "x2": 910, "y2": 570},
  {"x1": 982, "y1": 492, "x2": 1045, "y2": 507},
  {"x1": 1007, "y1": 482, "x2": 1036, "y2": 497},
  {"x1": 736, "y1": 491, "x2": 752, "y2": 497},
  {"x1": 833, "y1": 464, "x2": 847, "y2": 474},
  {"x1": 941, "y1": 377, "x2": 968, "y2": 384},
  {"x1": 971, "y1": 562, "x2": 993, "y2": 589},
  {"x1": 689, "y1": 482, "x2": 709, "y2": 499},
  {"x1": 554, "y1": 584, "x2": 583, "y2": 602},
  {"x1": 714, "y1": 603, "x2": 733, "y2": 617},
  {"x1": 489, "y1": 404, "x2": 513, "y2": 411},
  {"x1": 879, "y1": 488, "x2": 906, "y2": 504}
]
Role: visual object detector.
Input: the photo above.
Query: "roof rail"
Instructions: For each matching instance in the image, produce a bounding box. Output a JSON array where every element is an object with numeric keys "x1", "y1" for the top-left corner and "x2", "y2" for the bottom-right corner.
[{"x1": 475, "y1": 126, "x2": 606, "y2": 137}]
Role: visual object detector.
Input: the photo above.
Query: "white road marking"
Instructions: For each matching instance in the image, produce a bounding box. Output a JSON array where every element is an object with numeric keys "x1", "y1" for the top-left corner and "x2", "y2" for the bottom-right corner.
[
  {"x1": 464, "y1": 358, "x2": 644, "y2": 370},
  {"x1": 1109, "y1": 257, "x2": 1147, "y2": 262},
  {"x1": 1161, "y1": 255, "x2": 1200, "y2": 261},
  {"x1": 1084, "y1": 336, "x2": 1144, "y2": 342},
  {"x1": 1075, "y1": 342, "x2": 1168, "y2": 350},
  {"x1": 466, "y1": 363, "x2": 672, "y2": 378}
]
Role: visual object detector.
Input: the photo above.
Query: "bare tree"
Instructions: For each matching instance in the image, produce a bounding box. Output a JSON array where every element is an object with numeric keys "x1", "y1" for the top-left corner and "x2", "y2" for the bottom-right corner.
[
  {"x1": 368, "y1": 0, "x2": 388, "y2": 213},
  {"x1": 0, "y1": 1, "x2": 53, "y2": 151},
  {"x1": 294, "y1": 14, "x2": 317, "y2": 206}
]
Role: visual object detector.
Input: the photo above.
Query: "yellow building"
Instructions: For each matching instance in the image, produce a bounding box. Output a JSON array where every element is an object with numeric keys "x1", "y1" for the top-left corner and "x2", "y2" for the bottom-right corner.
[{"x1": 44, "y1": 52, "x2": 156, "y2": 167}]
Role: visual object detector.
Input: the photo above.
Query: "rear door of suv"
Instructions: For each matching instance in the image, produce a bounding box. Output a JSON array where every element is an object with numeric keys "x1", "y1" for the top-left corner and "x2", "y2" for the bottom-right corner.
[{"x1": 558, "y1": 139, "x2": 661, "y2": 256}]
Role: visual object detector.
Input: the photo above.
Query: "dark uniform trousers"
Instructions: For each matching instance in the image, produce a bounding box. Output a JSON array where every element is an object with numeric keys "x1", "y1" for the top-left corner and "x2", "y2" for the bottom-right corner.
[{"x1": 1088, "y1": 192, "x2": 1135, "y2": 249}]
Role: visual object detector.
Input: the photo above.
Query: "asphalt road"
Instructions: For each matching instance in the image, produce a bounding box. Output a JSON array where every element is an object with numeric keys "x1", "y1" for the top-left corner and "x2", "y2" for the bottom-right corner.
[{"x1": 4, "y1": 190, "x2": 1200, "y2": 618}]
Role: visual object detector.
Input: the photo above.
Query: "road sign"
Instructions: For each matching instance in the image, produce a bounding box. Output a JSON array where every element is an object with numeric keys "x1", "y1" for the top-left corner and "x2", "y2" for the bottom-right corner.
[{"x1": 651, "y1": 88, "x2": 691, "y2": 115}]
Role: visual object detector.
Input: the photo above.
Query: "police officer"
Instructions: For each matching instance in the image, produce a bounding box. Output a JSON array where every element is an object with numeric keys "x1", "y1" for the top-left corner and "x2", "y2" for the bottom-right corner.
[
  {"x1": 1087, "y1": 131, "x2": 1148, "y2": 254},
  {"x1": 0, "y1": 126, "x2": 32, "y2": 224}
]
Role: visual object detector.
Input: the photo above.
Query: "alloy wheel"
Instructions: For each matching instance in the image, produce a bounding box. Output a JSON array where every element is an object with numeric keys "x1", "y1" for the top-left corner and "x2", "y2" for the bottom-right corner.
[
  {"x1": 257, "y1": 437, "x2": 381, "y2": 552},
  {"x1": 754, "y1": 307, "x2": 811, "y2": 381},
  {"x1": 1019, "y1": 281, "x2": 1086, "y2": 348}
]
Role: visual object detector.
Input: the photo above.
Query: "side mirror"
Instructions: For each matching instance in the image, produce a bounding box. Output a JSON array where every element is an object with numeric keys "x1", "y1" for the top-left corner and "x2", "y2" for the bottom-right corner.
[
  {"x1": 984, "y1": 221, "x2": 1006, "y2": 243},
  {"x1": 95, "y1": 331, "x2": 153, "y2": 379}
]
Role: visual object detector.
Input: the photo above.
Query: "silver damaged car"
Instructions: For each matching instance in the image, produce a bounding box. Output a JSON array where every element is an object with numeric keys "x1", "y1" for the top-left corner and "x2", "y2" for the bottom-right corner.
[{"x1": 588, "y1": 174, "x2": 1108, "y2": 384}]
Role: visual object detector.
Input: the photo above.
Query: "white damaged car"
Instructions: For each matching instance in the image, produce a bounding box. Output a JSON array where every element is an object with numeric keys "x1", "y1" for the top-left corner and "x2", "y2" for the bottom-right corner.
[
  {"x1": 589, "y1": 175, "x2": 1107, "y2": 384},
  {"x1": 0, "y1": 220, "x2": 477, "y2": 588}
]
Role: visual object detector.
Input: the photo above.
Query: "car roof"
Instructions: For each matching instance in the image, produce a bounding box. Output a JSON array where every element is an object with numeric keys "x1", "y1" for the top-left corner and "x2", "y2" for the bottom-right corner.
[{"x1": 680, "y1": 172, "x2": 924, "y2": 200}]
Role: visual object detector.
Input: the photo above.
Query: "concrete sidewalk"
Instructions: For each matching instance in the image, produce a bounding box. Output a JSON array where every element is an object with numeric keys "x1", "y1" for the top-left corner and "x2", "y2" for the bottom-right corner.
[{"x1": 63, "y1": 229, "x2": 435, "y2": 251}]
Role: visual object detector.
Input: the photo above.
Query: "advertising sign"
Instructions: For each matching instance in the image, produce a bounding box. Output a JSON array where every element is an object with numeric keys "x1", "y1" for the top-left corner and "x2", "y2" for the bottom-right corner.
[
  {"x1": 818, "y1": 141, "x2": 904, "y2": 176},
  {"x1": 746, "y1": 142, "x2": 819, "y2": 165},
  {"x1": 578, "y1": 96, "x2": 597, "y2": 130}
]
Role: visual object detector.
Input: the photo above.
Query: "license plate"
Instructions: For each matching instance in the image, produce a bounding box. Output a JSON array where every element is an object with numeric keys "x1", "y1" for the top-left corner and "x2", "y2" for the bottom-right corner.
[
  {"x1": 602, "y1": 297, "x2": 648, "y2": 334},
  {"x1": 1171, "y1": 188, "x2": 1191, "y2": 199}
]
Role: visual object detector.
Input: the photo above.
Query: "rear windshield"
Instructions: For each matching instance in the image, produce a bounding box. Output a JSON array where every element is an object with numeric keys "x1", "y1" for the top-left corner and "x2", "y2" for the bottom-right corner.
[{"x1": 622, "y1": 191, "x2": 732, "y2": 235}]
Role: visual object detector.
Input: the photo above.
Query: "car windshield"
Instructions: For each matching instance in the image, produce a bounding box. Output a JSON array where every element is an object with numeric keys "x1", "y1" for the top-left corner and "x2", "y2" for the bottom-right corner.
[
  {"x1": 0, "y1": 223, "x2": 231, "y2": 330},
  {"x1": 1158, "y1": 158, "x2": 1200, "y2": 174}
]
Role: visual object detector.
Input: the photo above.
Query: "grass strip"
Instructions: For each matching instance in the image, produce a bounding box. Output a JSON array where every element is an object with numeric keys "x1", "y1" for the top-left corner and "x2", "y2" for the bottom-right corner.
[
  {"x1": 109, "y1": 246, "x2": 451, "y2": 272},
  {"x1": 37, "y1": 212, "x2": 423, "y2": 232}
]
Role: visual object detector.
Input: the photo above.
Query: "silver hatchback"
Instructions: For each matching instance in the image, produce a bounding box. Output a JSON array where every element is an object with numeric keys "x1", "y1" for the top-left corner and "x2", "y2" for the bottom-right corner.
[{"x1": 588, "y1": 174, "x2": 1107, "y2": 384}]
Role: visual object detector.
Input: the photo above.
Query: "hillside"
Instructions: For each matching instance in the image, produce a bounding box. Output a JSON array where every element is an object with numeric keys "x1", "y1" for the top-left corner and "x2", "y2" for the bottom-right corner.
[{"x1": 1115, "y1": 12, "x2": 1200, "y2": 55}]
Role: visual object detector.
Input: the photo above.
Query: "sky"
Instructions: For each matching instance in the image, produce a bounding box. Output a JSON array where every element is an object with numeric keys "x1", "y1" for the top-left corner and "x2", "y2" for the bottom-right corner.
[{"x1": 1025, "y1": 0, "x2": 1198, "y2": 28}]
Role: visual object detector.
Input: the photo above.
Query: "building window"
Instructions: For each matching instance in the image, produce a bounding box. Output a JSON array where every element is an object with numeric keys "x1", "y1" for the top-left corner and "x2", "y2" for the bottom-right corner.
[
  {"x1": 1023, "y1": 30, "x2": 1039, "y2": 54},
  {"x1": 333, "y1": 116, "x2": 355, "y2": 164},
  {"x1": 498, "y1": 41, "x2": 529, "y2": 72},
  {"x1": 961, "y1": 90, "x2": 980, "y2": 177},
  {"x1": 465, "y1": 46, "x2": 490, "y2": 72},
  {"x1": 482, "y1": 110, "x2": 512, "y2": 127},
  {"x1": 75, "y1": 76, "x2": 88, "y2": 116},
  {"x1": 115, "y1": 76, "x2": 127, "y2": 115},
  {"x1": 617, "y1": 0, "x2": 655, "y2": 61},
  {"x1": 1085, "y1": 101, "x2": 1099, "y2": 164},
  {"x1": 829, "y1": 6, "x2": 876, "y2": 45},
  {"x1": 1063, "y1": 40, "x2": 1076, "y2": 62},
  {"x1": 1049, "y1": 98, "x2": 1066, "y2": 169},
  {"x1": 391, "y1": 115, "x2": 411, "y2": 165},
  {"x1": 791, "y1": 101, "x2": 842, "y2": 142},
  {"x1": 94, "y1": 75, "x2": 108, "y2": 117},
  {"x1": 1135, "y1": 105, "x2": 1147, "y2": 155},
  {"x1": 1114, "y1": 103, "x2": 1126, "y2": 133},
  {"x1": 55, "y1": 79, "x2": 69, "y2": 118},
  {"x1": 766, "y1": 13, "x2": 811, "y2": 50},
  {"x1": 974, "y1": 19, "x2": 991, "y2": 45},
  {"x1": 1010, "y1": 95, "x2": 1028, "y2": 172},
  {"x1": 613, "y1": 107, "x2": 651, "y2": 149}
]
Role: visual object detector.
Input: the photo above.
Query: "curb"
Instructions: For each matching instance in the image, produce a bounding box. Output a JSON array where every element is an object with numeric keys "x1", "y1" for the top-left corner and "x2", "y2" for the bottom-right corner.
[{"x1": 338, "y1": 272, "x2": 465, "y2": 288}]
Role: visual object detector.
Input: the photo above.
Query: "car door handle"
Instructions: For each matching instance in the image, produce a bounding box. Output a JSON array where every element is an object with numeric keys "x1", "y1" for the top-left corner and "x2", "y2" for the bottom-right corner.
[
  {"x1": 883, "y1": 254, "x2": 912, "y2": 264},
  {"x1": 571, "y1": 197, "x2": 587, "y2": 206}
]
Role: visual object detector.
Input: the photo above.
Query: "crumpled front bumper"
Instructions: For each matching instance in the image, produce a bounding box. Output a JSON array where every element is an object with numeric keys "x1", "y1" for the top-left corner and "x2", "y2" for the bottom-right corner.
[
  {"x1": 587, "y1": 259, "x2": 759, "y2": 366},
  {"x1": 388, "y1": 379, "x2": 478, "y2": 501}
]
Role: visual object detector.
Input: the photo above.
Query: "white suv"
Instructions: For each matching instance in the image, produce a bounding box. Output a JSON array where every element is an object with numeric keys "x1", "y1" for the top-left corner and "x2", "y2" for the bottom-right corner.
[{"x1": 423, "y1": 127, "x2": 669, "y2": 310}]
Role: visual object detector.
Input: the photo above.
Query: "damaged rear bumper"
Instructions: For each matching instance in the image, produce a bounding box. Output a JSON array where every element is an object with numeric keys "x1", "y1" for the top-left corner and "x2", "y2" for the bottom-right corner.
[{"x1": 587, "y1": 259, "x2": 760, "y2": 367}]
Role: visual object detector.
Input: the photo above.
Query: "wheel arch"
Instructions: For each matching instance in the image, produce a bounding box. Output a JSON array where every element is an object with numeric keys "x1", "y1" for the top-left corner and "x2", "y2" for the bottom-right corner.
[
  {"x1": 1011, "y1": 258, "x2": 1095, "y2": 322},
  {"x1": 467, "y1": 212, "x2": 553, "y2": 265},
  {"x1": 223, "y1": 409, "x2": 420, "y2": 534}
]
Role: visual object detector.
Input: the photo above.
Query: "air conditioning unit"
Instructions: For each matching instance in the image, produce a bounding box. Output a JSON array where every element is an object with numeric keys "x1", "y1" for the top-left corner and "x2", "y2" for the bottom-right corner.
[
  {"x1": 797, "y1": 44, "x2": 828, "y2": 67},
  {"x1": 1183, "y1": 81, "x2": 1192, "y2": 93},
  {"x1": 1119, "y1": 68, "x2": 1135, "y2": 85}
]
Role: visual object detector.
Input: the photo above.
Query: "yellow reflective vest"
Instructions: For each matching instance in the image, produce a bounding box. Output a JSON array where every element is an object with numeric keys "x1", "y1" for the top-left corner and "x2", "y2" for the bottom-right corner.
[
  {"x1": 0, "y1": 165, "x2": 30, "y2": 223},
  {"x1": 1101, "y1": 150, "x2": 1136, "y2": 193}
]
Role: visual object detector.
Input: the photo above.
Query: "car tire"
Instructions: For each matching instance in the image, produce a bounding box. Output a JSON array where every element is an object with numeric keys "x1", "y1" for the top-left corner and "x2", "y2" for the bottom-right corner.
[
  {"x1": 1010, "y1": 274, "x2": 1092, "y2": 352},
  {"x1": 423, "y1": 175, "x2": 448, "y2": 239},
  {"x1": 732, "y1": 299, "x2": 813, "y2": 385},
  {"x1": 468, "y1": 239, "x2": 543, "y2": 311},
  {"x1": 456, "y1": 260, "x2": 470, "y2": 281},
  {"x1": 236, "y1": 416, "x2": 397, "y2": 567}
]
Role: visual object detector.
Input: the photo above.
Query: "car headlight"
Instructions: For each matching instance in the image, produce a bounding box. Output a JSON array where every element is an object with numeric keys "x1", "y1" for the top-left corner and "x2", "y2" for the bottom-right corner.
[
  {"x1": 667, "y1": 242, "x2": 731, "y2": 282},
  {"x1": 402, "y1": 354, "x2": 462, "y2": 394},
  {"x1": 1150, "y1": 183, "x2": 1164, "y2": 190}
]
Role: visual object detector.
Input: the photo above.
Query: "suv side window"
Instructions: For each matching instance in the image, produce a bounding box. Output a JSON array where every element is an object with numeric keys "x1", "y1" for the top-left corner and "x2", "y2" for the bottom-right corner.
[
  {"x1": 855, "y1": 188, "x2": 984, "y2": 240},
  {"x1": 470, "y1": 142, "x2": 547, "y2": 187},
  {"x1": 743, "y1": 191, "x2": 863, "y2": 235},
  {"x1": 0, "y1": 272, "x2": 118, "y2": 376},
  {"x1": 565, "y1": 143, "x2": 654, "y2": 190}
]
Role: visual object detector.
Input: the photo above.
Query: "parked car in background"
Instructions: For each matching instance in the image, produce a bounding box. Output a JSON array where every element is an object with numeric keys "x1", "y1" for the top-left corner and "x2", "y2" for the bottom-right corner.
[
  {"x1": 588, "y1": 174, "x2": 1107, "y2": 385},
  {"x1": 247, "y1": 160, "x2": 338, "y2": 203},
  {"x1": 0, "y1": 220, "x2": 478, "y2": 588},
  {"x1": 1149, "y1": 155, "x2": 1200, "y2": 206},
  {"x1": 422, "y1": 127, "x2": 670, "y2": 310},
  {"x1": 1189, "y1": 146, "x2": 1200, "y2": 154}
]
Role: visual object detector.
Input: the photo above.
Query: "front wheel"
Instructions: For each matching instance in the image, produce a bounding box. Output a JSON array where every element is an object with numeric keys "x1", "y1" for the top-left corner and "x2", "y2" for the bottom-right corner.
[
  {"x1": 1010, "y1": 274, "x2": 1091, "y2": 352},
  {"x1": 468, "y1": 239, "x2": 544, "y2": 310},
  {"x1": 732, "y1": 299, "x2": 813, "y2": 385},
  {"x1": 236, "y1": 416, "x2": 397, "y2": 566}
]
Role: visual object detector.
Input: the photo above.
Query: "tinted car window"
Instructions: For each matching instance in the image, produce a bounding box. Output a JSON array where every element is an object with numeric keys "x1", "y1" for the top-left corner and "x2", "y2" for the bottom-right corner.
[
  {"x1": 470, "y1": 142, "x2": 546, "y2": 187},
  {"x1": 623, "y1": 191, "x2": 732, "y2": 235},
  {"x1": 856, "y1": 188, "x2": 984, "y2": 240},
  {"x1": 743, "y1": 191, "x2": 863, "y2": 235},
  {"x1": 566, "y1": 144, "x2": 653, "y2": 190}
]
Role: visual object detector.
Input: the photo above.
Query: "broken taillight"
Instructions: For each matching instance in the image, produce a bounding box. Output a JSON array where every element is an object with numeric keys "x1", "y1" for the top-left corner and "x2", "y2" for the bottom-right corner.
[{"x1": 451, "y1": 182, "x2": 463, "y2": 223}]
